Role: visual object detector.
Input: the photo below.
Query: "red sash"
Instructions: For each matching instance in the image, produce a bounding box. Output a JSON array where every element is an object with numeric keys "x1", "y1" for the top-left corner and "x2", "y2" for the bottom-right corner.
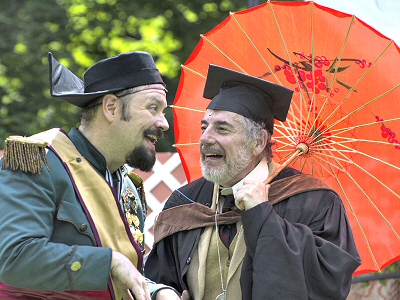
[{"x1": 0, "y1": 282, "x2": 111, "y2": 300}]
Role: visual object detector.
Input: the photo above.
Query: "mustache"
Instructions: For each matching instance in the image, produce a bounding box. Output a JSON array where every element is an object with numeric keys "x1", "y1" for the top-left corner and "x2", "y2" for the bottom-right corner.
[
  {"x1": 200, "y1": 144, "x2": 225, "y2": 156},
  {"x1": 144, "y1": 128, "x2": 164, "y2": 140}
]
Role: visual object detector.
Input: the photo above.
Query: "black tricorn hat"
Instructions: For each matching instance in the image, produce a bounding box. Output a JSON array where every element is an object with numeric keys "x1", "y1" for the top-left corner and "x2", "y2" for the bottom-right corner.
[
  {"x1": 203, "y1": 65, "x2": 293, "y2": 133},
  {"x1": 48, "y1": 51, "x2": 165, "y2": 108}
]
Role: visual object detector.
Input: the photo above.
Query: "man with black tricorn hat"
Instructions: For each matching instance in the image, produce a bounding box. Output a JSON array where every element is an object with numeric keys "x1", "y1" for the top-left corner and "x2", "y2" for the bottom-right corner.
[
  {"x1": 0, "y1": 52, "x2": 180, "y2": 300},
  {"x1": 145, "y1": 65, "x2": 361, "y2": 300}
]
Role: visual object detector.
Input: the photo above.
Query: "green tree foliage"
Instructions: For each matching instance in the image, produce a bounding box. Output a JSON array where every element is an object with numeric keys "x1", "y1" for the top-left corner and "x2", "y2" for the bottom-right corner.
[
  {"x1": 0, "y1": 0, "x2": 73, "y2": 146},
  {"x1": 0, "y1": 0, "x2": 301, "y2": 151},
  {"x1": 0, "y1": 0, "x2": 256, "y2": 151}
]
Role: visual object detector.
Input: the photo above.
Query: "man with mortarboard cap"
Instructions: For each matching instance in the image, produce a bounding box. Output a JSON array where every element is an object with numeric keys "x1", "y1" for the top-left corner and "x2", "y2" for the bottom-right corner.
[
  {"x1": 145, "y1": 65, "x2": 361, "y2": 300},
  {"x1": 0, "y1": 51, "x2": 181, "y2": 300}
]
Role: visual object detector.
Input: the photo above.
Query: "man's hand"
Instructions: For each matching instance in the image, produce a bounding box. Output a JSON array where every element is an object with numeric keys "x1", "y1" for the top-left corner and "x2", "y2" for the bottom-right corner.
[
  {"x1": 111, "y1": 251, "x2": 151, "y2": 300},
  {"x1": 154, "y1": 288, "x2": 190, "y2": 299},
  {"x1": 155, "y1": 288, "x2": 182, "y2": 299},
  {"x1": 235, "y1": 180, "x2": 270, "y2": 211},
  {"x1": 181, "y1": 290, "x2": 191, "y2": 300}
]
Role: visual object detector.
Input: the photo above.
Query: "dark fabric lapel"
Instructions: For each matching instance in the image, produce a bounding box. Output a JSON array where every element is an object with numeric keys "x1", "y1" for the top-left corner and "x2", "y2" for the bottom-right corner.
[{"x1": 153, "y1": 173, "x2": 334, "y2": 243}]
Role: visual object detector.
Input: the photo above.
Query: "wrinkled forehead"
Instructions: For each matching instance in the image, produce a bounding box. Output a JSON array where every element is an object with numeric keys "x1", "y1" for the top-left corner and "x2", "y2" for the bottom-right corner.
[{"x1": 203, "y1": 109, "x2": 245, "y2": 126}]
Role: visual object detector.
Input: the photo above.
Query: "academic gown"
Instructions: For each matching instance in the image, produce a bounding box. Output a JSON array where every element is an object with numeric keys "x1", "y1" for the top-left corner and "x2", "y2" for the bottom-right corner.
[{"x1": 144, "y1": 167, "x2": 361, "y2": 300}]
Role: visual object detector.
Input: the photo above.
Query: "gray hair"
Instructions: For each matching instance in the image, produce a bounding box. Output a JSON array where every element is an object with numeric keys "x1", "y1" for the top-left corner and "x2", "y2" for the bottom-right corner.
[{"x1": 240, "y1": 116, "x2": 274, "y2": 161}]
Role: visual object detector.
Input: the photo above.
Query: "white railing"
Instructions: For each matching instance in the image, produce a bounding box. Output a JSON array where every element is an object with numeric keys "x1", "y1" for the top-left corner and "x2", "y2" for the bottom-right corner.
[{"x1": 132, "y1": 152, "x2": 187, "y2": 251}]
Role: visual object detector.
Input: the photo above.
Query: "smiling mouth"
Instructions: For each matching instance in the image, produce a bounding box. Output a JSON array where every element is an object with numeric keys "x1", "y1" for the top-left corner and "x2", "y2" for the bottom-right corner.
[
  {"x1": 201, "y1": 144, "x2": 225, "y2": 161},
  {"x1": 146, "y1": 134, "x2": 158, "y2": 145},
  {"x1": 202, "y1": 153, "x2": 225, "y2": 162}
]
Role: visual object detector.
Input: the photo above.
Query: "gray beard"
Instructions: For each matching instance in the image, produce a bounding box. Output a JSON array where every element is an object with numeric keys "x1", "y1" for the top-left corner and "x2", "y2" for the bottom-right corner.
[{"x1": 201, "y1": 145, "x2": 253, "y2": 186}]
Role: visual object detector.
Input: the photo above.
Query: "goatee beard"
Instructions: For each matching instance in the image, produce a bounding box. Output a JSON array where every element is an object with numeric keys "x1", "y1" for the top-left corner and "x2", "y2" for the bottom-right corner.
[
  {"x1": 126, "y1": 145, "x2": 156, "y2": 172},
  {"x1": 126, "y1": 128, "x2": 163, "y2": 172}
]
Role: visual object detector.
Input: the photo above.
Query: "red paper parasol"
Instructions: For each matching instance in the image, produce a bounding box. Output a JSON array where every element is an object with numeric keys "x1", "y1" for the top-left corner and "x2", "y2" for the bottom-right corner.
[{"x1": 172, "y1": 1, "x2": 400, "y2": 275}]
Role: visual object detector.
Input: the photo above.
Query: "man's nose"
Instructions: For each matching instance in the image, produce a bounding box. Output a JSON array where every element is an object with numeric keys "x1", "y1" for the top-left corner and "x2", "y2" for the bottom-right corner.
[
  {"x1": 156, "y1": 114, "x2": 169, "y2": 131},
  {"x1": 200, "y1": 128, "x2": 215, "y2": 145}
]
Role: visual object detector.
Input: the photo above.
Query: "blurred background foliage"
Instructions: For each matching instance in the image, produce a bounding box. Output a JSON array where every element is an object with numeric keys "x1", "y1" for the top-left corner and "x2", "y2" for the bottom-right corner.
[
  {"x1": 0, "y1": 0, "x2": 242, "y2": 150},
  {"x1": 0, "y1": 0, "x2": 299, "y2": 151}
]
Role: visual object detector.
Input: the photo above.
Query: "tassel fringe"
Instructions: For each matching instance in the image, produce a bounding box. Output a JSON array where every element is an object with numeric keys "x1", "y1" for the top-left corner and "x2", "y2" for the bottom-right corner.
[{"x1": 2, "y1": 136, "x2": 50, "y2": 174}]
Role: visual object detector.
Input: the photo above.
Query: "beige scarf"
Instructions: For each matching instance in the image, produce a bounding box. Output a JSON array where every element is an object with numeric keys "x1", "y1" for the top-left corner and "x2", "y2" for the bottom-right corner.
[{"x1": 187, "y1": 186, "x2": 245, "y2": 300}]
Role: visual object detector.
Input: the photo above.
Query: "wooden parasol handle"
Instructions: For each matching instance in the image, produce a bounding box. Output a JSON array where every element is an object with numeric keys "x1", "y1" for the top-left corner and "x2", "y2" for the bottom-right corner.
[{"x1": 263, "y1": 142, "x2": 309, "y2": 184}]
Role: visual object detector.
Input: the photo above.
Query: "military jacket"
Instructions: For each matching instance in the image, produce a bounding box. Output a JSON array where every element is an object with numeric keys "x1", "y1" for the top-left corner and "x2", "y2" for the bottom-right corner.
[{"x1": 0, "y1": 128, "x2": 147, "y2": 298}]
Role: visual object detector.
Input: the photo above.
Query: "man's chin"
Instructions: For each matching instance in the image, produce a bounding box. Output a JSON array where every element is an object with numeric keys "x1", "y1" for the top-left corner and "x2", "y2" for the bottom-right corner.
[
  {"x1": 126, "y1": 146, "x2": 156, "y2": 172},
  {"x1": 130, "y1": 163, "x2": 155, "y2": 173},
  {"x1": 202, "y1": 166, "x2": 228, "y2": 184}
]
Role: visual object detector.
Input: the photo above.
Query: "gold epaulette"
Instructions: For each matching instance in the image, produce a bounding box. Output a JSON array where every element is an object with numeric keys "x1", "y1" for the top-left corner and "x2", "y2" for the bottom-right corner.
[
  {"x1": 1, "y1": 136, "x2": 50, "y2": 174},
  {"x1": 127, "y1": 172, "x2": 144, "y2": 188},
  {"x1": 127, "y1": 172, "x2": 146, "y2": 210}
]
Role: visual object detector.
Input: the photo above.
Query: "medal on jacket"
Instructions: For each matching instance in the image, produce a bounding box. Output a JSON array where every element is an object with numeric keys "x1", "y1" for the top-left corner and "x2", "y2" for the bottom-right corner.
[
  {"x1": 122, "y1": 187, "x2": 144, "y2": 245},
  {"x1": 216, "y1": 292, "x2": 226, "y2": 300}
]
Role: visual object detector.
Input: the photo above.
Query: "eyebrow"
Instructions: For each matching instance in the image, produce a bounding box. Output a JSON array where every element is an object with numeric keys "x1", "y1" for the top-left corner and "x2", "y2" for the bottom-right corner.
[
  {"x1": 148, "y1": 96, "x2": 167, "y2": 106},
  {"x1": 201, "y1": 120, "x2": 234, "y2": 127}
]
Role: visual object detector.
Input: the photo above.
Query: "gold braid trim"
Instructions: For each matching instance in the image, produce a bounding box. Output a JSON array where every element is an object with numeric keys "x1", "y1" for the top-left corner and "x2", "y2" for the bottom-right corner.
[{"x1": 1, "y1": 136, "x2": 49, "y2": 174}]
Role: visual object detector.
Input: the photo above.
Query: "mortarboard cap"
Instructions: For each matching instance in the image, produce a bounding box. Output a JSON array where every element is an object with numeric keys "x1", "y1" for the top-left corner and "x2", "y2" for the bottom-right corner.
[{"x1": 203, "y1": 65, "x2": 293, "y2": 133}]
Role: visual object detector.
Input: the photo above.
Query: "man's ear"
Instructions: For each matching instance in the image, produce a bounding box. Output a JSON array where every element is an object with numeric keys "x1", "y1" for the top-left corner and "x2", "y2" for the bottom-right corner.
[
  {"x1": 102, "y1": 94, "x2": 119, "y2": 122},
  {"x1": 252, "y1": 130, "x2": 268, "y2": 156}
]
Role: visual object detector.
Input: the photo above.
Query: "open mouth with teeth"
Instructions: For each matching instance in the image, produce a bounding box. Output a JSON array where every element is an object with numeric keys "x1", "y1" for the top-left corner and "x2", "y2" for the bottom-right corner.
[
  {"x1": 202, "y1": 153, "x2": 225, "y2": 162},
  {"x1": 145, "y1": 134, "x2": 158, "y2": 145}
]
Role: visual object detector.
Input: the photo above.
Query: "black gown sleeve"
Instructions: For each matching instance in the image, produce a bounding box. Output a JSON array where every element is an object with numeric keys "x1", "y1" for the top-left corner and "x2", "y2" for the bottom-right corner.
[{"x1": 241, "y1": 189, "x2": 361, "y2": 300}]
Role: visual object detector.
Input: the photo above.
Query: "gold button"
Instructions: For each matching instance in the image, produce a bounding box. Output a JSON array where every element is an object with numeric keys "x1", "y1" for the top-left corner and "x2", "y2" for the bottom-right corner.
[
  {"x1": 71, "y1": 261, "x2": 82, "y2": 271},
  {"x1": 79, "y1": 223, "x2": 88, "y2": 232}
]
